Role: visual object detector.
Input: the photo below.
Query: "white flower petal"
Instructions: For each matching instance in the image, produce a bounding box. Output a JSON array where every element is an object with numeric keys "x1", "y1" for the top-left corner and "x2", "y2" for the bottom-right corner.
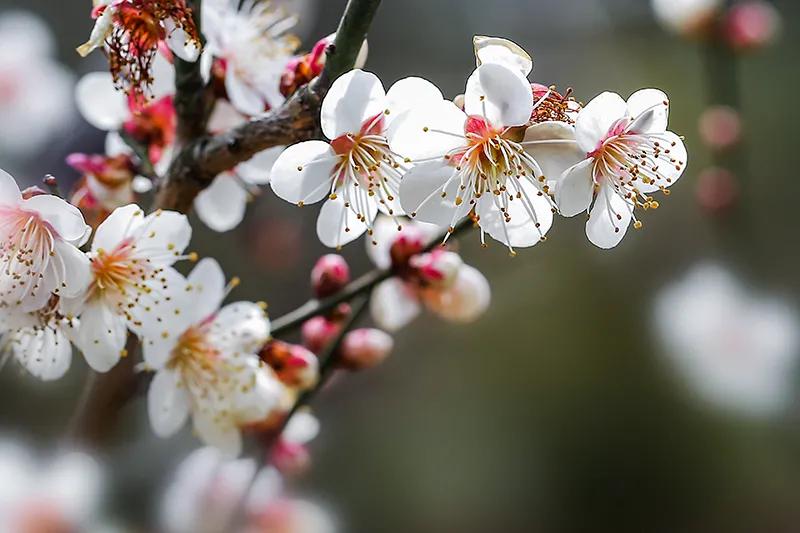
[
  {"x1": 53, "y1": 240, "x2": 91, "y2": 299},
  {"x1": 642, "y1": 131, "x2": 688, "y2": 193},
  {"x1": 522, "y1": 121, "x2": 586, "y2": 184},
  {"x1": 320, "y1": 69, "x2": 386, "y2": 139},
  {"x1": 586, "y1": 184, "x2": 632, "y2": 249},
  {"x1": 148, "y1": 369, "x2": 191, "y2": 437},
  {"x1": 575, "y1": 91, "x2": 627, "y2": 153},
  {"x1": 105, "y1": 131, "x2": 131, "y2": 157},
  {"x1": 473, "y1": 35, "x2": 533, "y2": 76},
  {"x1": 91, "y1": 204, "x2": 145, "y2": 253},
  {"x1": 316, "y1": 194, "x2": 377, "y2": 248},
  {"x1": 476, "y1": 178, "x2": 553, "y2": 248},
  {"x1": 134, "y1": 210, "x2": 192, "y2": 263},
  {"x1": 195, "y1": 174, "x2": 248, "y2": 233},
  {"x1": 555, "y1": 159, "x2": 594, "y2": 217},
  {"x1": 389, "y1": 100, "x2": 467, "y2": 160},
  {"x1": 72, "y1": 301, "x2": 127, "y2": 372},
  {"x1": 384, "y1": 77, "x2": 443, "y2": 135},
  {"x1": 164, "y1": 19, "x2": 200, "y2": 62},
  {"x1": 22, "y1": 195, "x2": 90, "y2": 244},
  {"x1": 626, "y1": 88, "x2": 669, "y2": 134},
  {"x1": 236, "y1": 146, "x2": 284, "y2": 185},
  {"x1": 14, "y1": 327, "x2": 72, "y2": 381},
  {"x1": 426, "y1": 264, "x2": 490, "y2": 323},
  {"x1": 283, "y1": 411, "x2": 320, "y2": 444},
  {"x1": 0, "y1": 168, "x2": 21, "y2": 204},
  {"x1": 225, "y1": 70, "x2": 265, "y2": 116},
  {"x1": 370, "y1": 278, "x2": 421, "y2": 332},
  {"x1": 194, "y1": 414, "x2": 242, "y2": 457},
  {"x1": 75, "y1": 72, "x2": 128, "y2": 131},
  {"x1": 398, "y1": 160, "x2": 466, "y2": 228},
  {"x1": 186, "y1": 257, "x2": 226, "y2": 325},
  {"x1": 464, "y1": 63, "x2": 532, "y2": 127},
  {"x1": 211, "y1": 302, "x2": 270, "y2": 354},
  {"x1": 270, "y1": 141, "x2": 336, "y2": 204}
]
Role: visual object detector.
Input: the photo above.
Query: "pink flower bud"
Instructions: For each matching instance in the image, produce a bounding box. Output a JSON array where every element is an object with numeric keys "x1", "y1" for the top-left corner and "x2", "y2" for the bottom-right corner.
[
  {"x1": 271, "y1": 440, "x2": 311, "y2": 476},
  {"x1": 340, "y1": 328, "x2": 394, "y2": 370},
  {"x1": 424, "y1": 265, "x2": 491, "y2": 323},
  {"x1": 698, "y1": 105, "x2": 742, "y2": 150},
  {"x1": 20, "y1": 186, "x2": 48, "y2": 199},
  {"x1": 725, "y1": 1, "x2": 781, "y2": 51},
  {"x1": 410, "y1": 250, "x2": 462, "y2": 288},
  {"x1": 388, "y1": 226, "x2": 428, "y2": 268},
  {"x1": 695, "y1": 167, "x2": 739, "y2": 214},
  {"x1": 311, "y1": 254, "x2": 350, "y2": 298},
  {"x1": 260, "y1": 341, "x2": 319, "y2": 391},
  {"x1": 301, "y1": 316, "x2": 341, "y2": 353}
]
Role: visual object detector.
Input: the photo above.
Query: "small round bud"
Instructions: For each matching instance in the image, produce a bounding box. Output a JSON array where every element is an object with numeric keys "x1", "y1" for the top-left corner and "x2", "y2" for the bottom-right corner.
[
  {"x1": 410, "y1": 250, "x2": 463, "y2": 288},
  {"x1": 698, "y1": 105, "x2": 742, "y2": 151},
  {"x1": 260, "y1": 340, "x2": 319, "y2": 391},
  {"x1": 340, "y1": 328, "x2": 394, "y2": 370},
  {"x1": 20, "y1": 186, "x2": 48, "y2": 199},
  {"x1": 724, "y1": 1, "x2": 781, "y2": 52},
  {"x1": 695, "y1": 167, "x2": 739, "y2": 214},
  {"x1": 453, "y1": 94, "x2": 465, "y2": 110},
  {"x1": 311, "y1": 254, "x2": 350, "y2": 299},
  {"x1": 301, "y1": 316, "x2": 341, "y2": 353}
]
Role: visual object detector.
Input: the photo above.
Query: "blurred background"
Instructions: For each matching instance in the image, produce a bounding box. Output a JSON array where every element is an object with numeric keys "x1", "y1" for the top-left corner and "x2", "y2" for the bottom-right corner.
[{"x1": 1, "y1": 0, "x2": 799, "y2": 531}]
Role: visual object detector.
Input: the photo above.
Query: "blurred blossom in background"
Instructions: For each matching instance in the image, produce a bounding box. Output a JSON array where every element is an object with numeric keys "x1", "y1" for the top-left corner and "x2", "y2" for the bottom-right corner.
[{"x1": 0, "y1": 0, "x2": 799, "y2": 532}]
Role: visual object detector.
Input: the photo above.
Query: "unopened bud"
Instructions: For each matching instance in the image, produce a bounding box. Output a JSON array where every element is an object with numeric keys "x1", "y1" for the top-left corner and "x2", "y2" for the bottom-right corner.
[
  {"x1": 340, "y1": 328, "x2": 394, "y2": 370},
  {"x1": 425, "y1": 265, "x2": 491, "y2": 323},
  {"x1": 724, "y1": 1, "x2": 781, "y2": 52},
  {"x1": 260, "y1": 340, "x2": 319, "y2": 391},
  {"x1": 695, "y1": 167, "x2": 739, "y2": 214},
  {"x1": 311, "y1": 254, "x2": 350, "y2": 298},
  {"x1": 20, "y1": 186, "x2": 48, "y2": 199},
  {"x1": 388, "y1": 227, "x2": 428, "y2": 268},
  {"x1": 301, "y1": 316, "x2": 341, "y2": 353},
  {"x1": 411, "y1": 250, "x2": 463, "y2": 288},
  {"x1": 698, "y1": 105, "x2": 742, "y2": 150},
  {"x1": 651, "y1": 0, "x2": 722, "y2": 38}
]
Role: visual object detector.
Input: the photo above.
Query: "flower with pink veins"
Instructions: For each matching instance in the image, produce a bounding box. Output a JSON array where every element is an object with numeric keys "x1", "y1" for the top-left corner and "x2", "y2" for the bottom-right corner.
[
  {"x1": 144, "y1": 258, "x2": 284, "y2": 456},
  {"x1": 393, "y1": 61, "x2": 558, "y2": 253},
  {"x1": 195, "y1": 101, "x2": 285, "y2": 232},
  {"x1": 0, "y1": 169, "x2": 91, "y2": 314},
  {"x1": 201, "y1": 0, "x2": 300, "y2": 115},
  {"x1": 60, "y1": 204, "x2": 192, "y2": 373},
  {"x1": 270, "y1": 69, "x2": 445, "y2": 248},
  {"x1": 367, "y1": 216, "x2": 490, "y2": 332},
  {"x1": 550, "y1": 89, "x2": 687, "y2": 248}
]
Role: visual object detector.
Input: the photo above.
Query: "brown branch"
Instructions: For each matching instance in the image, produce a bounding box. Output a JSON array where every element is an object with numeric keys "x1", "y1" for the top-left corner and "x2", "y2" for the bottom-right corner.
[{"x1": 174, "y1": 0, "x2": 214, "y2": 143}]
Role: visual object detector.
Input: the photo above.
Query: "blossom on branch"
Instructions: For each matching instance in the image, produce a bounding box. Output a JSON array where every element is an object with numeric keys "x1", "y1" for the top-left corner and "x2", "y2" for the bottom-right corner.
[
  {"x1": 271, "y1": 69, "x2": 445, "y2": 248},
  {"x1": 77, "y1": 0, "x2": 200, "y2": 100},
  {"x1": 145, "y1": 258, "x2": 284, "y2": 456}
]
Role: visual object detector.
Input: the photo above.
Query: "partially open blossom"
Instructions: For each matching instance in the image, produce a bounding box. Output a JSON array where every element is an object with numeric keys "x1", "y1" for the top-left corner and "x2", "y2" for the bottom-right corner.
[
  {"x1": 367, "y1": 217, "x2": 490, "y2": 331},
  {"x1": 0, "y1": 169, "x2": 91, "y2": 313},
  {"x1": 651, "y1": 0, "x2": 722, "y2": 37},
  {"x1": 394, "y1": 43, "x2": 564, "y2": 252},
  {"x1": 280, "y1": 32, "x2": 368, "y2": 98},
  {"x1": 698, "y1": 105, "x2": 741, "y2": 150},
  {"x1": 144, "y1": 258, "x2": 284, "y2": 456},
  {"x1": 201, "y1": 0, "x2": 300, "y2": 115},
  {"x1": 653, "y1": 263, "x2": 800, "y2": 416},
  {"x1": 311, "y1": 254, "x2": 350, "y2": 299},
  {"x1": 724, "y1": 1, "x2": 781, "y2": 51},
  {"x1": 0, "y1": 296, "x2": 78, "y2": 381},
  {"x1": 77, "y1": 0, "x2": 200, "y2": 100},
  {"x1": 196, "y1": 101, "x2": 284, "y2": 232},
  {"x1": 260, "y1": 340, "x2": 319, "y2": 391},
  {"x1": 547, "y1": 89, "x2": 687, "y2": 248},
  {"x1": 0, "y1": 12, "x2": 73, "y2": 158},
  {"x1": 340, "y1": 328, "x2": 394, "y2": 370},
  {"x1": 270, "y1": 410, "x2": 320, "y2": 476},
  {"x1": 0, "y1": 442, "x2": 104, "y2": 533},
  {"x1": 271, "y1": 69, "x2": 445, "y2": 248},
  {"x1": 695, "y1": 166, "x2": 739, "y2": 214},
  {"x1": 60, "y1": 204, "x2": 192, "y2": 373}
]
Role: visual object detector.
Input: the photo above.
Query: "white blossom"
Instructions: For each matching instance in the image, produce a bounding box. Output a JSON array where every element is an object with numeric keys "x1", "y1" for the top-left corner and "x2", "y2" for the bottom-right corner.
[
  {"x1": 144, "y1": 258, "x2": 284, "y2": 456},
  {"x1": 654, "y1": 263, "x2": 800, "y2": 416},
  {"x1": 270, "y1": 69, "x2": 445, "y2": 248}
]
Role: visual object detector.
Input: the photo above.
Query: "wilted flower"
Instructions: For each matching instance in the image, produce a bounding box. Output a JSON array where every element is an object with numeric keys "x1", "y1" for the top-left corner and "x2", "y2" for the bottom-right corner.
[
  {"x1": 201, "y1": 0, "x2": 300, "y2": 115},
  {"x1": 0, "y1": 442, "x2": 104, "y2": 533},
  {"x1": 271, "y1": 69, "x2": 445, "y2": 248},
  {"x1": 550, "y1": 89, "x2": 687, "y2": 248},
  {"x1": 367, "y1": 217, "x2": 490, "y2": 331},
  {"x1": 77, "y1": 0, "x2": 200, "y2": 100},
  {"x1": 0, "y1": 169, "x2": 91, "y2": 313},
  {"x1": 0, "y1": 12, "x2": 74, "y2": 158},
  {"x1": 145, "y1": 258, "x2": 284, "y2": 455},
  {"x1": 651, "y1": 0, "x2": 722, "y2": 37},
  {"x1": 654, "y1": 263, "x2": 800, "y2": 416},
  {"x1": 61, "y1": 204, "x2": 192, "y2": 373}
]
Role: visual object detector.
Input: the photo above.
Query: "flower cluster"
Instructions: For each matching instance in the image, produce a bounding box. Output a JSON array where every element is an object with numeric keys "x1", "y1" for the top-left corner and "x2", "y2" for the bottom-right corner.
[{"x1": 272, "y1": 36, "x2": 687, "y2": 251}]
